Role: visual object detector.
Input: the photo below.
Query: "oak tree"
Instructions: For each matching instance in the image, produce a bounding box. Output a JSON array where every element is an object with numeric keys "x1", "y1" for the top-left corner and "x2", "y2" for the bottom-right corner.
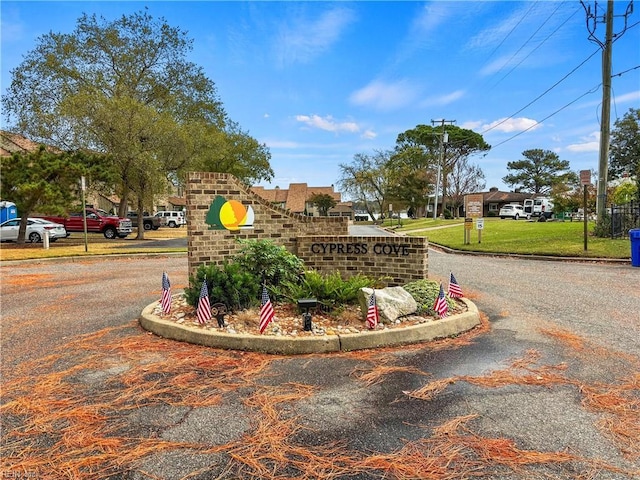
[
  {"x1": 2, "y1": 9, "x2": 272, "y2": 239},
  {"x1": 395, "y1": 125, "x2": 490, "y2": 215},
  {"x1": 308, "y1": 193, "x2": 337, "y2": 216}
]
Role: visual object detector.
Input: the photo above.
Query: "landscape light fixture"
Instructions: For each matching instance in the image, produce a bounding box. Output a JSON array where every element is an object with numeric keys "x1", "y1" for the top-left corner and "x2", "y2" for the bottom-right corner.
[
  {"x1": 211, "y1": 303, "x2": 227, "y2": 328},
  {"x1": 297, "y1": 298, "x2": 317, "y2": 331}
]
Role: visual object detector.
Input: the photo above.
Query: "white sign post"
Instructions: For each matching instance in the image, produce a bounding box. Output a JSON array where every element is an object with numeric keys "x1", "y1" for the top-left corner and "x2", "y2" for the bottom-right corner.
[{"x1": 476, "y1": 218, "x2": 484, "y2": 243}]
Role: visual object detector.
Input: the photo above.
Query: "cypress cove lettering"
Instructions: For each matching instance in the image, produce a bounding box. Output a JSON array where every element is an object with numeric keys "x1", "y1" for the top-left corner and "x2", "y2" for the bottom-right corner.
[{"x1": 310, "y1": 242, "x2": 410, "y2": 256}]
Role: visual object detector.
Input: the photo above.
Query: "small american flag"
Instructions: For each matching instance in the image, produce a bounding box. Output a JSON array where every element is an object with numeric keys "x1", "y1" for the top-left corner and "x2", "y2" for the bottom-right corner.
[
  {"x1": 259, "y1": 284, "x2": 275, "y2": 334},
  {"x1": 161, "y1": 271, "x2": 171, "y2": 314},
  {"x1": 196, "y1": 279, "x2": 212, "y2": 325},
  {"x1": 433, "y1": 283, "x2": 448, "y2": 318},
  {"x1": 366, "y1": 291, "x2": 379, "y2": 329},
  {"x1": 448, "y1": 272, "x2": 463, "y2": 298}
]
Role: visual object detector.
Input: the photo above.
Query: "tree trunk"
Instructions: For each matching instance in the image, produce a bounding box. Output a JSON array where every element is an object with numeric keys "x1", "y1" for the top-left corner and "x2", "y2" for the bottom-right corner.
[{"x1": 136, "y1": 197, "x2": 145, "y2": 240}]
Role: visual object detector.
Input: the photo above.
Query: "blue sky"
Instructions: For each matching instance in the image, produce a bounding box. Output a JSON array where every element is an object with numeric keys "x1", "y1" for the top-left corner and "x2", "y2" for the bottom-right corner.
[{"x1": 2, "y1": 1, "x2": 639, "y2": 194}]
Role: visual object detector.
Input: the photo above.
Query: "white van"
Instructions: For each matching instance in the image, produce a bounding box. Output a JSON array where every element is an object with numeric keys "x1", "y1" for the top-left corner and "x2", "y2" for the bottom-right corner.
[
  {"x1": 155, "y1": 210, "x2": 186, "y2": 228},
  {"x1": 524, "y1": 198, "x2": 554, "y2": 219}
]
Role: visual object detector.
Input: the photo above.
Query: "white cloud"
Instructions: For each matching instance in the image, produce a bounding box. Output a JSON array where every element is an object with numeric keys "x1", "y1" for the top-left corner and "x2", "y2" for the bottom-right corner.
[
  {"x1": 460, "y1": 120, "x2": 483, "y2": 131},
  {"x1": 479, "y1": 117, "x2": 541, "y2": 133},
  {"x1": 275, "y1": 6, "x2": 356, "y2": 67},
  {"x1": 420, "y1": 90, "x2": 465, "y2": 107},
  {"x1": 566, "y1": 131, "x2": 600, "y2": 152},
  {"x1": 566, "y1": 142, "x2": 599, "y2": 153},
  {"x1": 614, "y1": 90, "x2": 640, "y2": 104},
  {"x1": 349, "y1": 79, "x2": 419, "y2": 111},
  {"x1": 479, "y1": 55, "x2": 511, "y2": 77},
  {"x1": 0, "y1": 8, "x2": 24, "y2": 43},
  {"x1": 295, "y1": 114, "x2": 360, "y2": 134},
  {"x1": 264, "y1": 140, "x2": 300, "y2": 149},
  {"x1": 414, "y1": 2, "x2": 452, "y2": 34},
  {"x1": 361, "y1": 130, "x2": 377, "y2": 140}
]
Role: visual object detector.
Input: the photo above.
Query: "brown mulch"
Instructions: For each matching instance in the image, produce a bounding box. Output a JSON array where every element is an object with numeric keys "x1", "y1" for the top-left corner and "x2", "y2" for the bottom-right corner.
[{"x1": 159, "y1": 295, "x2": 467, "y2": 337}]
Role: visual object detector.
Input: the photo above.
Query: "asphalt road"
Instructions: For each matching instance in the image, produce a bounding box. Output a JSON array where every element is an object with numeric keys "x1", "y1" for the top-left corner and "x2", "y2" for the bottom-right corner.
[{"x1": 1, "y1": 249, "x2": 639, "y2": 479}]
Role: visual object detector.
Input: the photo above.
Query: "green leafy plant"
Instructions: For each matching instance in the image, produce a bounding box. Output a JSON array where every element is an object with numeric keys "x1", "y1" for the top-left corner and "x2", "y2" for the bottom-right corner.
[
  {"x1": 185, "y1": 261, "x2": 261, "y2": 312},
  {"x1": 233, "y1": 239, "x2": 305, "y2": 291},
  {"x1": 403, "y1": 279, "x2": 456, "y2": 315},
  {"x1": 275, "y1": 270, "x2": 377, "y2": 312}
]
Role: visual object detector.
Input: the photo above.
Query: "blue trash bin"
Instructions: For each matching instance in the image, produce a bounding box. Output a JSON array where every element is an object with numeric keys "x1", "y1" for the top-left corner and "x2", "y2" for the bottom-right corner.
[{"x1": 630, "y1": 229, "x2": 640, "y2": 267}]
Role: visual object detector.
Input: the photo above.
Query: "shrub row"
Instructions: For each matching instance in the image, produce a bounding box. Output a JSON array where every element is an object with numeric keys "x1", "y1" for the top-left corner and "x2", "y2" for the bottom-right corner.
[{"x1": 184, "y1": 239, "x2": 451, "y2": 316}]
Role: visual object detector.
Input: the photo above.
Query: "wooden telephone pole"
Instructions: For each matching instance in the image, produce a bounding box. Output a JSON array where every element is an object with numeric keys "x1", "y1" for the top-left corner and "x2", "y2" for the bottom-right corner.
[{"x1": 581, "y1": 0, "x2": 634, "y2": 219}]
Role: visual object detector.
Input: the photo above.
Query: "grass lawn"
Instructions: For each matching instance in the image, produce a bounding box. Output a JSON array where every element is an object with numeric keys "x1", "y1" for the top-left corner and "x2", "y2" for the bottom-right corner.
[
  {"x1": 0, "y1": 227, "x2": 187, "y2": 262},
  {"x1": 0, "y1": 218, "x2": 632, "y2": 261},
  {"x1": 403, "y1": 217, "x2": 630, "y2": 259}
]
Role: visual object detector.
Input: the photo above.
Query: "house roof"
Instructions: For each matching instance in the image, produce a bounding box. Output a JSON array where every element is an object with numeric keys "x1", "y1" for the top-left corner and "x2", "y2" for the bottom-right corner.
[
  {"x1": 0, "y1": 130, "x2": 61, "y2": 157},
  {"x1": 168, "y1": 196, "x2": 186, "y2": 207},
  {"x1": 480, "y1": 189, "x2": 530, "y2": 204},
  {"x1": 251, "y1": 183, "x2": 343, "y2": 213}
]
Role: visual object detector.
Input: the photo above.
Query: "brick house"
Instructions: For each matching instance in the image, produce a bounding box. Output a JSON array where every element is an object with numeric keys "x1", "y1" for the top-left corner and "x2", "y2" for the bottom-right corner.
[
  {"x1": 251, "y1": 183, "x2": 353, "y2": 218},
  {"x1": 466, "y1": 187, "x2": 532, "y2": 217}
]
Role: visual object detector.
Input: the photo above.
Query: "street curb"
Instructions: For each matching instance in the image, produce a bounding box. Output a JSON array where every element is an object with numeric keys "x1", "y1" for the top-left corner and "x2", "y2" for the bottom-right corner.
[
  {"x1": 428, "y1": 243, "x2": 631, "y2": 264},
  {"x1": 139, "y1": 298, "x2": 481, "y2": 355}
]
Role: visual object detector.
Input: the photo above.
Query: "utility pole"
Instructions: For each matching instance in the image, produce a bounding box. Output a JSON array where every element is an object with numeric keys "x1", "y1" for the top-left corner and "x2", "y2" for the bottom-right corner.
[
  {"x1": 597, "y1": 0, "x2": 614, "y2": 220},
  {"x1": 431, "y1": 119, "x2": 455, "y2": 220},
  {"x1": 581, "y1": 0, "x2": 634, "y2": 219}
]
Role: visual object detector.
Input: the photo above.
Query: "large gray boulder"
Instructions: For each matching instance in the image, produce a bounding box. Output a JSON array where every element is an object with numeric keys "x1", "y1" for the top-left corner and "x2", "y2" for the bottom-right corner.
[{"x1": 359, "y1": 287, "x2": 418, "y2": 324}]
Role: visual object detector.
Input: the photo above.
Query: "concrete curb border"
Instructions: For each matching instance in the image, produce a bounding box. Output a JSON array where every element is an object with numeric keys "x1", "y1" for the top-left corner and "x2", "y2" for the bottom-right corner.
[{"x1": 139, "y1": 298, "x2": 481, "y2": 355}]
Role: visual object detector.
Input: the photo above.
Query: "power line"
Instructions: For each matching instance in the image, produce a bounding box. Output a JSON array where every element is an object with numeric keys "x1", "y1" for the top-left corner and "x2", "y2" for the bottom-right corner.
[
  {"x1": 491, "y1": 2, "x2": 570, "y2": 88},
  {"x1": 612, "y1": 64, "x2": 640, "y2": 77},
  {"x1": 490, "y1": 83, "x2": 602, "y2": 149},
  {"x1": 482, "y1": 1, "x2": 540, "y2": 72},
  {"x1": 492, "y1": 4, "x2": 582, "y2": 88},
  {"x1": 480, "y1": 48, "x2": 601, "y2": 136}
]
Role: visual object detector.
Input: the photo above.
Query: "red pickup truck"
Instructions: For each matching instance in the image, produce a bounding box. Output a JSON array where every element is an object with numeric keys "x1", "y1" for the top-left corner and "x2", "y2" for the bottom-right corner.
[{"x1": 37, "y1": 208, "x2": 133, "y2": 239}]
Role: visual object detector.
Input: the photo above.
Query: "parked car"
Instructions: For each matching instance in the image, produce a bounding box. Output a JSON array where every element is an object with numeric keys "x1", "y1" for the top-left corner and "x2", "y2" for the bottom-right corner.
[
  {"x1": 127, "y1": 212, "x2": 162, "y2": 230},
  {"x1": 30, "y1": 218, "x2": 70, "y2": 237},
  {"x1": 0, "y1": 217, "x2": 68, "y2": 243},
  {"x1": 36, "y1": 207, "x2": 132, "y2": 239},
  {"x1": 155, "y1": 210, "x2": 186, "y2": 228},
  {"x1": 499, "y1": 204, "x2": 529, "y2": 220}
]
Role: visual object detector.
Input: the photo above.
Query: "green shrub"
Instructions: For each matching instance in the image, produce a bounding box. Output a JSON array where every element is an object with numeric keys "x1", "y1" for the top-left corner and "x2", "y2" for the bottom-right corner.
[
  {"x1": 443, "y1": 209, "x2": 453, "y2": 219},
  {"x1": 593, "y1": 213, "x2": 611, "y2": 238},
  {"x1": 275, "y1": 270, "x2": 377, "y2": 312},
  {"x1": 233, "y1": 239, "x2": 304, "y2": 294},
  {"x1": 185, "y1": 261, "x2": 261, "y2": 312},
  {"x1": 403, "y1": 279, "x2": 456, "y2": 315}
]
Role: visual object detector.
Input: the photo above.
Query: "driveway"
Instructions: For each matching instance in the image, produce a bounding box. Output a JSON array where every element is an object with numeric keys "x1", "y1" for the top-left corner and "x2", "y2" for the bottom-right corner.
[{"x1": 1, "y1": 251, "x2": 638, "y2": 479}]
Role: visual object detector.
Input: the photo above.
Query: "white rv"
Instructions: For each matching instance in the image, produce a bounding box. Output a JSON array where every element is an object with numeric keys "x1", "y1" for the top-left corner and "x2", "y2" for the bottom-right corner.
[{"x1": 523, "y1": 198, "x2": 554, "y2": 220}]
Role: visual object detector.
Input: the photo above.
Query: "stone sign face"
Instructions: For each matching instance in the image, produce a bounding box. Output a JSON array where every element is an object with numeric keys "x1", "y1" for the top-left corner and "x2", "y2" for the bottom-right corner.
[
  {"x1": 465, "y1": 194, "x2": 484, "y2": 218},
  {"x1": 310, "y1": 242, "x2": 410, "y2": 256}
]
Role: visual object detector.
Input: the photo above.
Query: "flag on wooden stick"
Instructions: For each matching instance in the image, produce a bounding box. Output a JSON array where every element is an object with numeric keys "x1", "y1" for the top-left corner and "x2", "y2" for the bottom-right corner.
[
  {"x1": 160, "y1": 271, "x2": 171, "y2": 314},
  {"x1": 366, "y1": 291, "x2": 379, "y2": 330},
  {"x1": 259, "y1": 284, "x2": 275, "y2": 334},
  {"x1": 433, "y1": 283, "x2": 448, "y2": 318},
  {"x1": 448, "y1": 272, "x2": 464, "y2": 298},
  {"x1": 196, "y1": 278, "x2": 212, "y2": 325}
]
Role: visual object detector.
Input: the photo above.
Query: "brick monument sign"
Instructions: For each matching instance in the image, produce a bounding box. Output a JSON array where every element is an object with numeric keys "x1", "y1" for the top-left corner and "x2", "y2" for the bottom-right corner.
[{"x1": 186, "y1": 172, "x2": 428, "y2": 285}]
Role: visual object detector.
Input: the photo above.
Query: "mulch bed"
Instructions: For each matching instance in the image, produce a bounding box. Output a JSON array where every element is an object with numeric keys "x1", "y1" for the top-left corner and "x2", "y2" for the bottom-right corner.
[{"x1": 156, "y1": 295, "x2": 467, "y2": 337}]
